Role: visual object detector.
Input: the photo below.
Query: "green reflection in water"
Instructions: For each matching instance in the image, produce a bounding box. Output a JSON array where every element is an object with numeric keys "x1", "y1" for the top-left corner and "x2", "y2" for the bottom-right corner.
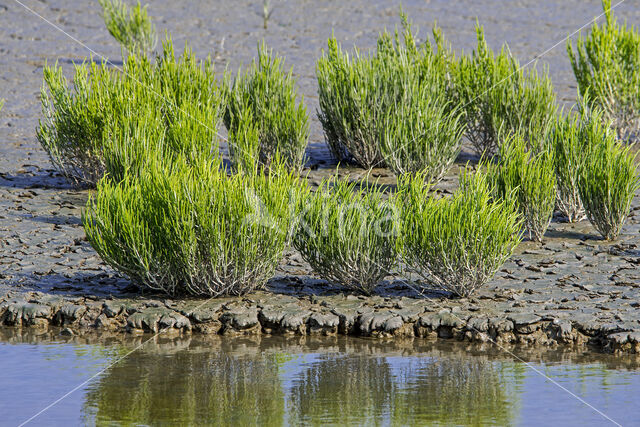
[
  {"x1": 84, "y1": 344, "x2": 286, "y2": 425},
  {"x1": 82, "y1": 338, "x2": 517, "y2": 426}
]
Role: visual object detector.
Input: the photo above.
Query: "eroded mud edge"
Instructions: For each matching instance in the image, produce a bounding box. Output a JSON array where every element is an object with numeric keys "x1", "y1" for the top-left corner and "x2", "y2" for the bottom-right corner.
[{"x1": 1, "y1": 289, "x2": 638, "y2": 354}]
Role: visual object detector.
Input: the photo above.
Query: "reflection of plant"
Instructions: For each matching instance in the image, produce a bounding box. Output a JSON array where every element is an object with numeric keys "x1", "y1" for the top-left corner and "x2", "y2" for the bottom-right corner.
[
  {"x1": 317, "y1": 15, "x2": 456, "y2": 171},
  {"x1": 453, "y1": 25, "x2": 556, "y2": 156},
  {"x1": 37, "y1": 40, "x2": 225, "y2": 187},
  {"x1": 293, "y1": 177, "x2": 399, "y2": 295},
  {"x1": 83, "y1": 156, "x2": 304, "y2": 296},
  {"x1": 568, "y1": 0, "x2": 640, "y2": 141},
  {"x1": 225, "y1": 42, "x2": 308, "y2": 172},
  {"x1": 99, "y1": 0, "x2": 157, "y2": 56},
  {"x1": 399, "y1": 169, "x2": 522, "y2": 297},
  {"x1": 83, "y1": 347, "x2": 286, "y2": 425},
  {"x1": 487, "y1": 135, "x2": 556, "y2": 242}
]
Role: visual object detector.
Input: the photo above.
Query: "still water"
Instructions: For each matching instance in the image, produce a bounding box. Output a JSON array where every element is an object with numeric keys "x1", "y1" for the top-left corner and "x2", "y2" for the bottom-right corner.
[{"x1": 1, "y1": 332, "x2": 639, "y2": 426}]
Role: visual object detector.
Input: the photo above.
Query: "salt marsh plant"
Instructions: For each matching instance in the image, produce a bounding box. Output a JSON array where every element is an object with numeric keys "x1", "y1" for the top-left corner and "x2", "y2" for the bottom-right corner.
[
  {"x1": 399, "y1": 170, "x2": 522, "y2": 297},
  {"x1": 486, "y1": 135, "x2": 556, "y2": 242},
  {"x1": 99, "y1": 0, "x2": 157, "y2": 56},
  {"x1": 549, "y1": 106, "x2": 612, "y2": 223},
  {"x1": 317, "y1": 16, "x2": 456, "y2": 170},
  {"x1": 225, "y1": 43, "x2": 309, "y2": 171},
  {"x1": 578, "y1": 128, "x2": 638, "y2": 240},
  {"x1": 568, "y1": 0, "x2": 640, "y2": 141},
  {"x1": 454, "y1": 25, "x2": 556, "y2": 156},
  {"x1": 37, "y1": 41, "x2": 226, "y2": 187},
  {"x1": 293, "y1": 177, "x2": 399, "y2": 295},
  {"x1": 83, "y1": 156, "x2": 305, "y2": 297}
]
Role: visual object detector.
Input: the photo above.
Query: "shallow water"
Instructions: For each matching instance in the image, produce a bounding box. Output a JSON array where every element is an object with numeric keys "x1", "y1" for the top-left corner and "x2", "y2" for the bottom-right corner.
[{"x1": 2, "y1": 333, "x2": 640, "y2": 426}]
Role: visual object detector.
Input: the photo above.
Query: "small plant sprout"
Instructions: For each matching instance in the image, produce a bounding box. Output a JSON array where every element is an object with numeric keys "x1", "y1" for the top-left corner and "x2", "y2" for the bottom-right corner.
[
  {"x1": 577, "y1": 120, "x2": 639, "y2": 240},
  {"x1": 99, "y1": 0, "x2": 157, "y2": 56},
  {"x1": 487, "y1": 135, "x2": 556, "y2": 242},
  {"x1": 317, "y1": 14, "x2": 456, "y2": 170},
  {"x1": 568, "y1": 0, "x2": 640, "y2": 141},
  {"x1": 454, "y1": 24, "x2": 556, "y2": 156},
  {"x1": 263, "y1": 0, "x2": 273, "y2": 30},
  {"x1": 293, "y1": 177, "x2": 399, "y2": 295},
  {"x1": 83, "y1": 155, "x2": 306, "y2": 297},
  {"x1": 225, "y1": 42, "x2": 309, "y2": 172},
  {"x1": 399, "y1": 169, "x2": 523, "y2": 297}
]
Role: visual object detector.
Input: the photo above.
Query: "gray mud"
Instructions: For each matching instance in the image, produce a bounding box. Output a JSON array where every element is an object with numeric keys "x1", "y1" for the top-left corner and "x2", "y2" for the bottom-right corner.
[{"x1": 1, "y1": 1, "x2": 640, "y2": 352}]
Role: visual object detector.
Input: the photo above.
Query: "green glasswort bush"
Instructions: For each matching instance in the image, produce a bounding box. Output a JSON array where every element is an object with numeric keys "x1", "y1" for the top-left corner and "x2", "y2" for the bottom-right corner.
[
  {"x1": 454, "y1": 25, "x2": 556, "y2": 156},
  {"x1": 487, "y1": 135, "x2": 556, "y2": 242},
  {"x1": 317, "y1": 16, "x2": 457, "y2": 172},
  {"x1": 578, "y1": 127, "x2": 638, "y2": 240},
  {"x1": 568, "y1": 0, "x2": 640, "y2": 141},
  {"x1": 99, "y1": 0, "x2": 157, "y2": 56},
  {"x1": 224, "y1": 43, "x2": 309, "y2": 172},
  {"x1": 548, "y1": 106, "x2": 608, "y2": 223},
  {"x1": 37, "y1": 41, "x2": 226, "y2": 187},
  {"x1": 399, "y1": 170, "x2": 522, "y2": 297},
  {"x1": 292, "y1": 177, "x2": 399, "y2": 295},
  {"x1": 83, "y1": 156, "x2": 305, "y2": 297}
]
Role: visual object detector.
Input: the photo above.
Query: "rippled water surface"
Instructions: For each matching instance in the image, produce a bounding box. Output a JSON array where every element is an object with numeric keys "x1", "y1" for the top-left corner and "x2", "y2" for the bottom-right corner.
[{"x1": 2, "y1": 334, "x2": 640, "y2": 426}]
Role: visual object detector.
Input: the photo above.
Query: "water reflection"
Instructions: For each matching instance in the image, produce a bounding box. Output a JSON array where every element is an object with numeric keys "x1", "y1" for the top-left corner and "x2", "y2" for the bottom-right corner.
[
  {"x1": 3, "y1": 330, "x2": 640, "y2": 426},
  {"x1": 79, "y1": 336, "x2": 518, "y2": 425}
]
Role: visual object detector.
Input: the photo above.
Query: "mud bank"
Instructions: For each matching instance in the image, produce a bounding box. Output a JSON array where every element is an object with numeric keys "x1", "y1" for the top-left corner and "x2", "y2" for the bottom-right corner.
[{"x1": 2, "y1": 281, "x2": 640, "y2": 354}]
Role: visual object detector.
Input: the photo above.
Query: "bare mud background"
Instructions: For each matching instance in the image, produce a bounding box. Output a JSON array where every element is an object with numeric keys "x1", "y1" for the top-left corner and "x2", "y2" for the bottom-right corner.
[{"x1": 1, "y1": 1, "x2": 640, "y2": 349}]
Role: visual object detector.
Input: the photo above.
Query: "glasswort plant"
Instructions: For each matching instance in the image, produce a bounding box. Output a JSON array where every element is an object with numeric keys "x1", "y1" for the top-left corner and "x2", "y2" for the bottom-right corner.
[
  {"x1": 99, "y1": 0, "x2": 157, "y2": 56},
  {"x1": 577, "y1": 125, "x2": 638, "y2": 240},
  {"x1": 83, "y1": 156, "x2": 305, "y2": 297},
  {"x1": 37, "y1": 41, "x2": 226, "y2": 187},
  {"x1": 399, "y1": 170, "x2": 522, "y2": 297},
  {"x1": 316, "y1": 15, "x2": 456, "y2": 170},
  {"x1": 293, "y1": 177, "x2": 399, "y2": 295},
  {"x1": 487, "y1": 135, "x2": 556, "y2": 242},
  {"x1": 453, "y1": 25, "x2": 556, "y2": 156},
  {"x1": 225, "y1": 42, "x2": 309, "y2": 172},
  {"x1": 568, "y1": 0, "x2": 640, "y2": 141}
]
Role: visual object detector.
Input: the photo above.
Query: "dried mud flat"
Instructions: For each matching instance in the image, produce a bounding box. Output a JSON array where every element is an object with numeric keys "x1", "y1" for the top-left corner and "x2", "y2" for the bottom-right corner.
[{"x1": 1, "y1": 0, "x2": 640, "y2": 353}]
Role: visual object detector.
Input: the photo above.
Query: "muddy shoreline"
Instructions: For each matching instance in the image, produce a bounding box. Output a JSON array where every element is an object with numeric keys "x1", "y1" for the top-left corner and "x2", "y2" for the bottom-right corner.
[{"x1": 2, "y1": 1, "x2": 640, "y2": 354}]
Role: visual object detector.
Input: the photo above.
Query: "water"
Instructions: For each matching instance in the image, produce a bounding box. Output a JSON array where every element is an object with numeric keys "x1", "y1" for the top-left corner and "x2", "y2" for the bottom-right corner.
[{"x1": 2, "y1": 332, "x2": 639, "y2": 426}]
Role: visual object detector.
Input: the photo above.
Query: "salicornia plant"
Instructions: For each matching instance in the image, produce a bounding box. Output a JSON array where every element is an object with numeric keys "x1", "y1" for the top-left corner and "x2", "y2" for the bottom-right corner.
[
  {"x1": 225, "y1": 42, "x2": 309, "y2": 172},
  {"x1": 487, "y1": 135, "x2": 556, "y2": 242},
  {"x1": 549, "y1": 112, "x2": 587, "y2": 223},
  {"x1": 453, "y1": 24, "x2": 556, "y2": 156},
  {"x1": 399, "y1": 169, "x2": 522, "y2": 297},
  {"x1": 293, "y1": 177, "x2": 399, "y2": 295},
  {"x1": 568, "y1": 0, "x2": 640, "y2": 141},
  {"x1": 317, "y1": 15, "x2": 457, "y2": 171},
  {"x1": 99, "y1": 0, "x2": 157, "y2": 56},
  {"x1": 37, "y1": 40, "x2": 226, "y2": 187},
  {"x1": 577, "y1": 123, "x2": 638, "y2": 240},
  {"x1": 83, "y1": 156, "x2": 305, "y2": 297}
]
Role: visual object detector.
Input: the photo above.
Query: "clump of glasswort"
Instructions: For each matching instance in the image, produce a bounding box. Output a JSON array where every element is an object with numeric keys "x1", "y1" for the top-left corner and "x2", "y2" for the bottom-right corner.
[
  {"x1": 83, "y1": 155, "x2": 305, "y2": 297},
  {"x1": 577, "y1": 115, "x2": 639, "y2": 240},
  {"x1": 486, "y1": 135, "x2": 556, "y2": 242},
  {"x1": 293, "y1": 176, "x2": 399, "y2": 295},
  {"x1": 316, "y1": 14, "x2": 461, "y2": 179},
  {"x1": 398, "y1": 170, "x2": 523, "y2": 297},
  {"x1": 453, "y1": 24, "x2": 556, "y2": 156},
  {"x1": 37, "y1": 40, "x2": 226, "y2": 187},
  {"x1": 99, "y1": 0, "x2": 156, "y2": 56},
  {"x1": 568, "y1": 0, "x2": 640, "y2": 141},
  {"x1": 224, "y1": 42, "x2": 309, "y2": 172},
  {"x1": 548, "y1": 104, "x2": 607, "y2": 223}
]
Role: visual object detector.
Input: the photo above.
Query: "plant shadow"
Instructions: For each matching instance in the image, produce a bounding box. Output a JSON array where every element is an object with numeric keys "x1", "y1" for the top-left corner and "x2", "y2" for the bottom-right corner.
[{"x1": 0, "y1": 170, "x2": 74, "y2": 190}]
